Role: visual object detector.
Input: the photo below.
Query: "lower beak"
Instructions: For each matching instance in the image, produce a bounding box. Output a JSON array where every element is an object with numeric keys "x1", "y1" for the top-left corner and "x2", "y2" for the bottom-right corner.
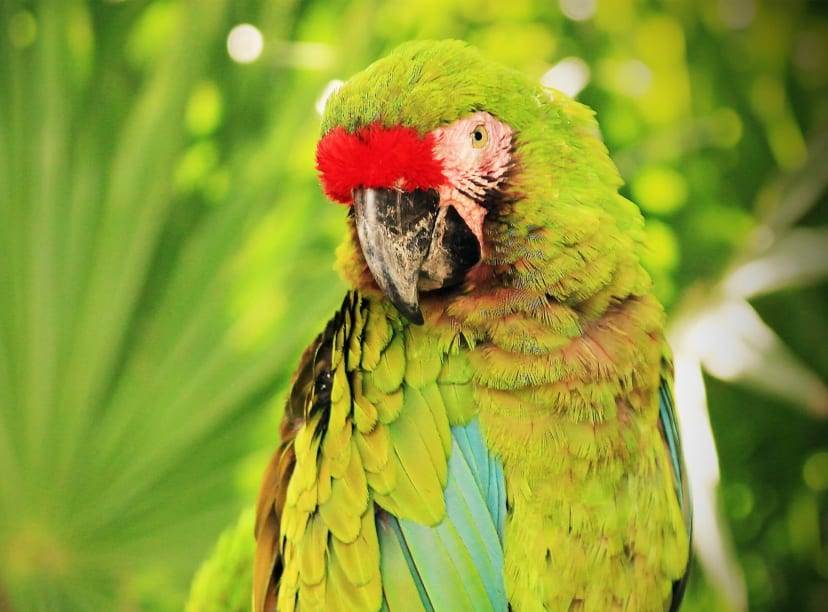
[{"x1": 352, "y1": 187, "x2": 440, "y2": 325}]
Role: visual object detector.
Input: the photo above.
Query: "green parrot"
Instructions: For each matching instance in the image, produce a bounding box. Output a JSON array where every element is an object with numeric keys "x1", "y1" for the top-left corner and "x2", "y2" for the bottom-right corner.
[{"x1": 253, "y1": 39, "x2": 692, "y2": 611}]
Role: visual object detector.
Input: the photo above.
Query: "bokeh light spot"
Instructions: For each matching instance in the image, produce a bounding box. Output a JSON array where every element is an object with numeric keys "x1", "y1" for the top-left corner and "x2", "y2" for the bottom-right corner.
[
  {"x1": 723, "y1": 481, "x2": 755, "y2": 520},
  {"x1": 186, "y1": 81, "x2": 223, "y2": 136},
  {"x1": 750, "y1": 75, "x2": 785, "y2": 120},
  {"x1": 742, "y1": 552, "x2": 775, "y2": 605},
  {"x1": 718, "y1": 0, "x2": 756, "y2": 29},
  {"x1": 600, "y1": 104, "x2": 640, "y2": 145},
  {"x1": 632, "y1": 166, "x2": 688, "y2": 215},
  {"x1": 126, "y1": 2, "x2": 181, "y2": 67},
  {"x1": 794, "y1": 28, "x2": 827, "y2": 73},
  {"x1": 635, "y1": 16, "x2": 685, "y2": 66},
  {"x1": 175, "y1": 141, "x2": 219, "y2": 193},
  {"x1": 787, "y1": 493, "x2": 820, "y2": 560},
  {"x1": 559, "y1": 0, "x2": 596, "y2": 22},
  {"x1": 642, "y1": 219, "x2": 680, "y2": 271},
  {"x1": 594, "y1": 0, "x2": 634, "y2": 32},
  {"x1": 616, "y1": 59, "x2": 652, "y2": 97},
  {"x1": 540, "y1": 57, "x2": 591, "y2": 98},
  {"x1": 710, "y1": 108, "x2": 743, "y2": 148},
  {"x1": 9, "y1": 10, "x2": 37, "y2": 49},
  {"x1": 768, "y1": 119, "x2": 807, "y2": 170},
  {"x1": 803, "y1": 450, "x2": 828, "y2": 492},
  {"x1": 227, "y1": 24, "x2": 264, "y2": 64}
]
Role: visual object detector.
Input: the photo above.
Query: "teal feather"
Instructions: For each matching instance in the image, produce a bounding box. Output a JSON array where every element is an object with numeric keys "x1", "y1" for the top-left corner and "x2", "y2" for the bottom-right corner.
[
  {"x1": 658, "y1": 378, "x2": 693, "y2": 610},
  {"x1": 439, "y1": 432, "x2": 505, "y2": 604},
  {"x1": 658, "y1": 380, "x2": 691, "y2": 526},
  {"x1": 377, "y1": 418, "x2": 507, "y2": 610},
  {"x1": 377, "y1": 515, "x2": 431, "y2": 612},
  {"x1": 398, "y1": 509, "x2": 490, "y2": 608},
  {"x1": 451, "y1": 420, "x2": 507, "y2": 541}
]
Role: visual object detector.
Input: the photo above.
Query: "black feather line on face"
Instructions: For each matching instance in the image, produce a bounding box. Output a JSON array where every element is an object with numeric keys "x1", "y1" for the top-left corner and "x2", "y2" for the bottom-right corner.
[
  {"x1": 482, "y1": 142, "x2": 522, "y2": 218},
  {"x1": 479, "y1": 182, "x2": 509, "y2": 211},
  {"x1": 479, "y1": 140, "x2": 518, "y2": 211},
  {"x1": 456, "y1": 186, "x2": 479, "y2": 202},
  {"x1": 455, "y1": 172, "x2": 511, "y2": 211}
]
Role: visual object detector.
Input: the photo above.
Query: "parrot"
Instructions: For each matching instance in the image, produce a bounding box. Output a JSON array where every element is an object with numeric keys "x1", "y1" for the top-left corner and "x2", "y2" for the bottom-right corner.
[{"x1": 253, "y1": 39, "x2": 692, "y2": 611}]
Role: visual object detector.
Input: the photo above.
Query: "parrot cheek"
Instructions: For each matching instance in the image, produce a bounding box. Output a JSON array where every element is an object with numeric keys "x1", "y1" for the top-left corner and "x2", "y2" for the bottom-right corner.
[{"x1": 418, "y1": 204, "x2": 481, "y2": 291}]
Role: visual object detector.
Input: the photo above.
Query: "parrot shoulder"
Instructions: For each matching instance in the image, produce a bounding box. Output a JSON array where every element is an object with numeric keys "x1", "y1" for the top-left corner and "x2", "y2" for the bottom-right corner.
[
  {"x1": 253, "y1": 318, "x2": 334, "y2": 611},
  {"x1": 254, "y1": 290, "x2": 505, "y2": 610}
]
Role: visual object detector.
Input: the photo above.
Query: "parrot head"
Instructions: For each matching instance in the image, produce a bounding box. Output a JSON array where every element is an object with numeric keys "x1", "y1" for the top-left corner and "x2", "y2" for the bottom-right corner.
[{"x1": 316, "y1": 40, "x2": 645, "y2": 324}]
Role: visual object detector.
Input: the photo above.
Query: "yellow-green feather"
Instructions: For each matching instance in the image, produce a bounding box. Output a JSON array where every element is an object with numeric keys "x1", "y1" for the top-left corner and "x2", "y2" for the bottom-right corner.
[{"x1": 276, "y1": 292, "x2": 482, "y2": 611}]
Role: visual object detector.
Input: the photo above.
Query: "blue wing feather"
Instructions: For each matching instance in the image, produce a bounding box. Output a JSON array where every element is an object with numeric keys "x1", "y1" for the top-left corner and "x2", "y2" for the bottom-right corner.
[
  {"x1": 658, "y1": 378, "x2": 693, "y2": 611},
  {"x1": 378, "y1": 388, "x2": 686, "y2": 611},
  {"x1": 377, "y1": 418, "x2": 507, "y2": 610},
  {"x1": 452, "y1": 420, "x2": 507, "y2": 542},
  {"x1": 377, "y1": 513, "x2": 433, "y2": 612}
]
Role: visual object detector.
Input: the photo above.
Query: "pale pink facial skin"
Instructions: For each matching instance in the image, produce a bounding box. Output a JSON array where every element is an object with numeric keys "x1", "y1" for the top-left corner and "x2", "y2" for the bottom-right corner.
[{"x1": 430, "y1": 111, "x2": 514, "y2": 253}]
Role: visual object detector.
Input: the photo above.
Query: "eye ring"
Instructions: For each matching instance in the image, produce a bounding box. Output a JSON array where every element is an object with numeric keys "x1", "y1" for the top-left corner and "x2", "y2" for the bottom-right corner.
[{"x1": 471, "y1": 124, "x2": 488, "y2": 149}]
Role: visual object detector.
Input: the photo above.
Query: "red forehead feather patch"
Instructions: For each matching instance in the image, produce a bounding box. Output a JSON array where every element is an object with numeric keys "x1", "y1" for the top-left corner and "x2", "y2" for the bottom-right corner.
[{"x1": 316, "y1": 123, "x2": 446, "y2": 204}]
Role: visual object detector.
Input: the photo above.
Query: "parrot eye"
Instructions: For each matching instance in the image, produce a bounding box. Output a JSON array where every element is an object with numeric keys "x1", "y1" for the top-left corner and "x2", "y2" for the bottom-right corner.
[{"x1": 471, "y1": 125, "x2": 488, "y2": 149}]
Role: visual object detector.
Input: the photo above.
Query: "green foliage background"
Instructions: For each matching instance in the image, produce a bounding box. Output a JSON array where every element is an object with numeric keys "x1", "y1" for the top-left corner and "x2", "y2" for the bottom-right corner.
[{"x1": 1, "y1": 0, "x2": 826, "y2": 610}]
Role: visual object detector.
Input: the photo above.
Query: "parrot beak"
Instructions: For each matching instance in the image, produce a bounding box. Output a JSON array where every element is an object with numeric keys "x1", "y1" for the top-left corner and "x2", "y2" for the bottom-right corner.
[{"x1": 352, "y1": 187, "x2": 440, "y2": 325}]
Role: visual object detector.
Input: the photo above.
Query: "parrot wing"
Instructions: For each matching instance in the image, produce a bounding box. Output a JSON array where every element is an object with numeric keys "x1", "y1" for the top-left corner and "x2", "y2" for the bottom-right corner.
[
  {"x1": 254, "y1": 291, "x2": 507, "y2": 611},
  {"x1": 657, "y1": 374, "x2": 693, "y2": 611},
  {"x1": 378, "y1": 419, "x2": 507, "y2": 611},
  {"x1": 253, "y1": 318, "x2": 326, "y2": 612}
]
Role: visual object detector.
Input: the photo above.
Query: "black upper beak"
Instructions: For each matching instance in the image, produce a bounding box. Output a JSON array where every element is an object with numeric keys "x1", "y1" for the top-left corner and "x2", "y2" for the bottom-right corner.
[{"x1": 352, "y1": 188, "x2": 439, "y2": 325}]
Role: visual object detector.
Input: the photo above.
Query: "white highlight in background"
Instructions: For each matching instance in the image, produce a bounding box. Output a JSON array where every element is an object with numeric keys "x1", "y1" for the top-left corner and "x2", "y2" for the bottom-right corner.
[
  {"x1": 541, "y1": 57, "x2": 591, "y2": 98},
  {"x1": 559, "y1": 0, "x2": 597, "y2": 22},
  {"x1": 227, "y1": 24, "x2": 264, "y2": 64}
]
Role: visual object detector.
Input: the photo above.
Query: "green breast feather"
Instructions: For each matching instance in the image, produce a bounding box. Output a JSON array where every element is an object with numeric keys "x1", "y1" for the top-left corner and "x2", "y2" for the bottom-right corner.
[{"x1": 254, "y1": 40, "x2": 692, "y2": 611}]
